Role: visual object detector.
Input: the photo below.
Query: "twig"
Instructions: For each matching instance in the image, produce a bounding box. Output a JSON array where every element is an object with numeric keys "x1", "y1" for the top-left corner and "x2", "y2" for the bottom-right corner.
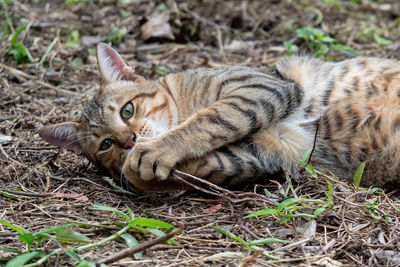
[
  {"x1": 1, "y1": 189, "x2": 48, "y2": 197},
  {"x1": 96, "y1": 224, "x2": 184, "y2": 265},
  {"x1": 306, "y1": 116, "x2": 321, "y2": 165},
  {"x1": 0, "y1": 62, "x2": 85, "y2": 97},
  {"x1": 171, "y1": 170, "x2": 279, "y2": 206}
]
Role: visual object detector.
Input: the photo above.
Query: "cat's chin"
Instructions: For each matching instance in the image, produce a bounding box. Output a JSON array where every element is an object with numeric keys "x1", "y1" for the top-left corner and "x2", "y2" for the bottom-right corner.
[{"x1": 122, "y1": 166, "x2": 186, "y2": 192}]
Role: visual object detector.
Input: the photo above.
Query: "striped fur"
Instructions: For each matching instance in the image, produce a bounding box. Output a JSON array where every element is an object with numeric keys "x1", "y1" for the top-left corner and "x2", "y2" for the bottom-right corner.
[{"x1": 39, "y1": 43, "x2": 400, "y2": 191}]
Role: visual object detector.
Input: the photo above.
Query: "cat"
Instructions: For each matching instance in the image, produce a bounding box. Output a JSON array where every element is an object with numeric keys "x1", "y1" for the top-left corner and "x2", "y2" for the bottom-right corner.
[{"x1": 39, "y1": 42, "x2": 400, "y2": 191}]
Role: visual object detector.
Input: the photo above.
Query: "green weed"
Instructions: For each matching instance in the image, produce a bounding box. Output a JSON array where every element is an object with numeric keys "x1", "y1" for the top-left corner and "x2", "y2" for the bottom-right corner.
[
  {"x1": 244, "y1": 195, "x2": 332, "y2": 224},
  {"x1": 297, "y1": 147, "x2": 323, "y2": 178},
  {"x1": 1, "y1": 204, "x2": 177, "y2": 266},
  {"x1": 285, "y1": 27, "x2": 358, "y2": 57},
  {"x1": 154, "y1": 65, "x2": 167, "y2": 76},
  {"x1": 106, "y1": 25, "x2": 127, "y2": 46},
  {"x1": 211, "y1": 225, "x2": 289, "y2": 260},
  {"x1": 373, "y1": 34, "x2": 392, "y2": 46},
  {"x1": 7, "y1": 23, "x2": 33, "y2": 64},
  {"x1": 66, "y1": 30, "x2": 81, "y2": 49},
  {"x1": 353, "y1": 162, "x2": 366, "y2": 189}
]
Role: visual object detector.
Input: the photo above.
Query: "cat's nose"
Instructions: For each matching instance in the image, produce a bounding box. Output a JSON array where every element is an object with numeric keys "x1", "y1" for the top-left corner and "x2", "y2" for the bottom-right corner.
[{"x1": 124, "y1": 133, "x2": 136, "y2": 148}]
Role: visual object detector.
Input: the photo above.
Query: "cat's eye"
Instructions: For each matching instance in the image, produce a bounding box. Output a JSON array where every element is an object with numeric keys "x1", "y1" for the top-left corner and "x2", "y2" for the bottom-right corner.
[
  {"x1": 100, "y1": 138, "x2": 114, "y2": 151},
  {"x1": 121, "y1": 102, "x2": 134, "y2": 119}
]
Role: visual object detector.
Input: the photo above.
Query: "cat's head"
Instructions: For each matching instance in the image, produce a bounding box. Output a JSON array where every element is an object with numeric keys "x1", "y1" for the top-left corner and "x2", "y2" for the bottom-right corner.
[{"x1": 39, "y1": 42, "x2": 179, "y2": 191}]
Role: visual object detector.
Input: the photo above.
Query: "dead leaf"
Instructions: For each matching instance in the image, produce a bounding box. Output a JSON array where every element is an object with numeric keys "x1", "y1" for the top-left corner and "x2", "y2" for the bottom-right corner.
[
  {"x1": 239, "y1": 249, "x2": 264, "y2": 266},
  {"x1": 203, "y1": 204, "x2": 222, "y2": 214},
  {"x1": 141, "y1": 12, "x2": 174, "y2": 40}
]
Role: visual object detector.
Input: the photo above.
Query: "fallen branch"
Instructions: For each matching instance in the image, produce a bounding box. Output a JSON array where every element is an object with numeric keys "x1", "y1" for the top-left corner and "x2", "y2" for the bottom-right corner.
[{"x1": 96, "y1": 224, "x2": 184, "y2": 266}]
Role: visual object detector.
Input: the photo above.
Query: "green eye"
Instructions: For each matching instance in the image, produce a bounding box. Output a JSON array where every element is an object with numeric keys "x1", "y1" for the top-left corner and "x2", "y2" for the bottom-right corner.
[
  {"x1": 121, "y1": 102, "x2": 134, "y2": 119},
  {"x1": 100, "y1": 139, "x2": 114, "y2": 151}
]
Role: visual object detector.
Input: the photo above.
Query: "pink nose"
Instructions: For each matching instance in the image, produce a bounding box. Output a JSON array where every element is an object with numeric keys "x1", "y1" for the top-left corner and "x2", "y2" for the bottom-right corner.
[{"x1": 124, "y1": 134, "x2": 136, "y2": 148}]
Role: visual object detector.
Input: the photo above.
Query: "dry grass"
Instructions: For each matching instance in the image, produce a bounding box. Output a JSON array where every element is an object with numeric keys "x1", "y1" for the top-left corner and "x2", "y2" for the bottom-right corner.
[{"x1": 1, "y1": 0, "x2": 400, "y2": 266}]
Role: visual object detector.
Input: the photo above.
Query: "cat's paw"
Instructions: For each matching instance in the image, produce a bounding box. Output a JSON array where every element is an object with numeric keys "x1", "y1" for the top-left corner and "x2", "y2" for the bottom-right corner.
[{"x1": 124, "y1": 136, "x2": 177, "y2": 181}]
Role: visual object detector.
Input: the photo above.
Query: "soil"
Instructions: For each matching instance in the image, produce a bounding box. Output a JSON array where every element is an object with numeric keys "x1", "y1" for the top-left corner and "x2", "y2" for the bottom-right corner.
[{"x1": 1, "y1": 0, "x2": 400, "y2": 266}]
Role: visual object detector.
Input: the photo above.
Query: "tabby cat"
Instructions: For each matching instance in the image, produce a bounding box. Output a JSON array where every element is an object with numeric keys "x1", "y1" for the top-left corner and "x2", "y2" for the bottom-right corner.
[{"x1": 39, "y1": 42, "x2": 400, "y2": 191}]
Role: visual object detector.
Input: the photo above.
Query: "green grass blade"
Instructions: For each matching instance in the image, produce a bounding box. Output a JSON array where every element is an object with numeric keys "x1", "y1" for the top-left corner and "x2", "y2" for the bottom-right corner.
[
  {"x1": 39, "y1": 37, "x2": 57, "y2": 66},
  {"x1": 11, "y1": 23, "x2": 27, "y2": 47},
  {"x1": 125, "y1": 205, "x2": 135, "y2": 221},
  {"x1": 6, "y1": 251, "x2": 45, "y2": 267},
  {"x1": 64, "y1": 249, "x2": 81, "y2": 262},
  {"x1": 55, "y1": 229, "x2": 91, "y2": 244},
  {"x1": 277, "y1": 198, "x2": 324, "y2": 213},
  {"x1": 92, "y1": 203, "x2": 131, "y2": 222},
  {"x1": 353, "y1": 162, "x2": 366, "y2": 188},
  {"x1": 132, "y1": 218, "x2": 174, "y2": 229},
  {"x1": 35, "y1": 223, "x2": 79, "y2": 235},
  {"x1": 0, "y1": 219, "x2": 28, "y2": 235},
  {"x1": 243, "y1": 208, "x2": 277, "y2": 219},
  {"x1": 211, "y1": 226, "x2": 251, "y2": 250},
  {"x1": 249, "y1": 238, "x2": 291, "y2": 246}
]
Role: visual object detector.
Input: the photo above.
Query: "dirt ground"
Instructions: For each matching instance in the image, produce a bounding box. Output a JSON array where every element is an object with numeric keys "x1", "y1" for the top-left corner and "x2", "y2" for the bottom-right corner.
[{"x1": 1, "y1": 0, "x2": 400, "y2": 266}]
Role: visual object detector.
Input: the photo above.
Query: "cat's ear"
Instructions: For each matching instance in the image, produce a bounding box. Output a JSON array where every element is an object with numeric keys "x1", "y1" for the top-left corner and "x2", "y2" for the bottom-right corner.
[
  {"x1": 96, "y1": 42, "x2": 134, "y2": 85},
  {"x1": 39, "y1": 122, "x2": 82, "y2": 154}
]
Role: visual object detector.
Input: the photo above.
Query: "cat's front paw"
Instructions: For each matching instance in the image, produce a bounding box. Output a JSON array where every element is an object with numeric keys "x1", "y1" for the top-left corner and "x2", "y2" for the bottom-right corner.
[{"x1": 123, "y1": 136, "x2": 178, "y2": 181}]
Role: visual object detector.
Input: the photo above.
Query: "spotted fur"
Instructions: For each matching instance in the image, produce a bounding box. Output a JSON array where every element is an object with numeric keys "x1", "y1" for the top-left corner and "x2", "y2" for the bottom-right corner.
[{"x1": 40, "y1": 43, "x2": 400, "y2": 191}]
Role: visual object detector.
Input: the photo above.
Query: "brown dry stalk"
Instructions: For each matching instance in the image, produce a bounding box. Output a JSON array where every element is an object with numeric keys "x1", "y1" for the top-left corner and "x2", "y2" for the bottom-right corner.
[
  {"x1": 171, "y1": 170, "x2": 279, "y2": 206},
  {"x1": 96, "y1": 224, "x2": 184, "y2": 265}
]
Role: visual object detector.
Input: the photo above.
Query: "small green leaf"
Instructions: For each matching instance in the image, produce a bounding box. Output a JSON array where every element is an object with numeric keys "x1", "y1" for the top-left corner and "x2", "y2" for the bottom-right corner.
[
  {"x1": 353, "y1": 162, "x2": 366, "y2": 188},
  {"x1": 106, "y1": 25, "x2": 127, "y2": 45},
  {"x1": 125, "y1": 205, "x2": 135, "y2": 221},
  {"x1": 326, "y1": 181, "x2": 334, "y2": 204},
  {"x1": 277, "y1": 198, "x2": 309, "y2": 213},
  {"x1": 75, "y1": 260, "x2": 97, "y2": 267},
  {"x1": 368, "y1": 187, "x2": 383, "y2": 195},
  {"x1": 56, "y1": 229, "x2": 91, "y2": 244},
  {"x1": 18, "y1": 234, "x2": 35, "y2": 246},
  {"x1": 11, "y1": 23, "x2": 27, "y2": 47},
  {"x1": 72, "y1": 57, "x2": 83, "y2": 65},
  {"x1": 0, "y1": 189, "x2": 26, "y2": 199},
  {"x1": 154, "y1": 65, "x2": 167, "y2": 76},
  {"x1": 64, "y1": 249, "x2": 81, "y2": 262},
  {"x1": 281, "y1": 205, "x2": 312, "y2": 213},
  {"x1": 0, "y1": 220, "x2": 28, "y2": 235},
  {"x1": 249, "y1": 238, "x2": 291, "y2": 246},
  {"x1": 373, "y1": 34, "x2": 392, "y2": 46},
  {"x1": 279, "y1": 213, "x2": 317, "y2": 224},
  {"x1": 0, "y1": 247, "x2": 24, "y2": 254},
  {"x1": 120, "y1": 233, "x2": 142, "y2": 259},
  {"x1": 132, "y1": 218, "x2": 174, "y2": 229},
  {"x1": 305, "y1": 164, "x2": 319, "y2": 178},
  {"x1": 314, "y1": 207, "x2": 326, "y2": 216},
  {"x1": 66, "y1": 30, "x2": 81, "y2": 49},
  {"x1": 6, "y1": 251, "x2": 45, "y2": 267},
  {"x1": 36, "y1": 223, "x2": 79, "y2": 235},
  {"x1": 331, "y1": 44, "x2": 359, "y2": 56},
  {"x1": 211, "y1": 226, "x2": 251, "y2": 250},
  {"x1": 243, "y1": 208, "x2": 278, "y2": 218},
  {"x1": 92, "y1": 203, "x2": 131, "y2": 222},
  {"x1": 299, "y1": 147, "x2": 313, "y2": 166}
]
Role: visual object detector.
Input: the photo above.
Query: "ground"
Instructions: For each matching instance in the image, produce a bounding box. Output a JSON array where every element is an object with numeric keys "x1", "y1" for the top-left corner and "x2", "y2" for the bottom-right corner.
[{"x1": 1, "y1": 0, "x2": 400, "y2": 266}]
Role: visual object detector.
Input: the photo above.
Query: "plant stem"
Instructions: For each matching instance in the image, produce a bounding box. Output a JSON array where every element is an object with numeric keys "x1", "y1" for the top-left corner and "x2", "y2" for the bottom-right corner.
[{"x1": 24, "y1": 224, "x2": 132, "y2": 267}]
